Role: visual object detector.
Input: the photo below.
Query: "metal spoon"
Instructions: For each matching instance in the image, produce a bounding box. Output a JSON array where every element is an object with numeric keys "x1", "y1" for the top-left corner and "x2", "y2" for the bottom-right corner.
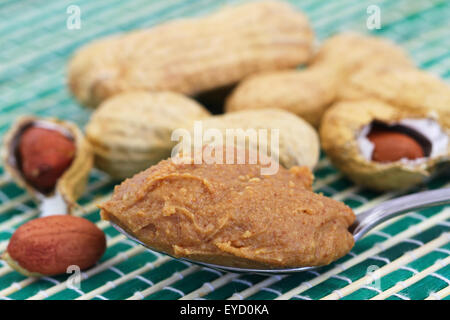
[{"x1": 110, "y1": 188, "x2": 450, "y2": 275}]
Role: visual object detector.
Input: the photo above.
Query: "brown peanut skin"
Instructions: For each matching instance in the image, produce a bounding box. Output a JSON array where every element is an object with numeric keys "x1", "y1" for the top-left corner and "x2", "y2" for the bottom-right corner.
[
  {"x1": 368, "y1": 131, "x2": 424, "y2": 162},
  {"x1": 6, "y1": 215, "x2": 106, "y2": 276}
]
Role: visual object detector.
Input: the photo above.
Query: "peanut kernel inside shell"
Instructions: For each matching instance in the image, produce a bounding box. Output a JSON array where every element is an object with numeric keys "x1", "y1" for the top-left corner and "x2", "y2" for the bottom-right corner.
[{"x1": 17, "y1": 125, "x2": 75, "y2": 194}]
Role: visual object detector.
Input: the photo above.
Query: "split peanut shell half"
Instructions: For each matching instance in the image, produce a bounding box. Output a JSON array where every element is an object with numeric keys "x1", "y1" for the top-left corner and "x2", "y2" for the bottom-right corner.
[
  {"x1": 2, "y1": 116, "x2": 93, "y2": 211},
  {"x1": 85, "y1": 91, "x2": 211, "y2": 179},
  {"x1": 320, "y1": 99, "x2": 449, "y2": 191}
]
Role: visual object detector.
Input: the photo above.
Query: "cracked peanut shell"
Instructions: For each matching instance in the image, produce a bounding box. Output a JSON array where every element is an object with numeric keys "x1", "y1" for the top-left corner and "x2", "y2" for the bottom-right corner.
[
  {"x1": 85, "y1": 91, "x2": 211, "y2": 179},
  {"x1": 68, "y1": 1, "x2": 314, "y2": 107},
  {"x1": 320, "y1": 99, "x2": 450, "y2": 191},
  {"x1": 2, "y1": 116, "x2": 93, "y2": 210}
]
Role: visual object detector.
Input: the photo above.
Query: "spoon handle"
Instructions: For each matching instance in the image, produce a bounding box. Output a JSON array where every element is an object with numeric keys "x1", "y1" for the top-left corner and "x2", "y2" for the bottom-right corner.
[{"x1": 350, "y1": 188, "x2": 450, "y2": 242}]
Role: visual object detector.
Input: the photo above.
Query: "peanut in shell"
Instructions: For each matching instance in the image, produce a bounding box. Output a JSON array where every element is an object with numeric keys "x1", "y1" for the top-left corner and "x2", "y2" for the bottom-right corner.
[
  {"x1": 182, "y1": 109, "x2": 320, "y2": 170},
  {"x1": 68, "y1": 1, "x2": 314, "y2": 107},
  {"x1": 85, "y1": 91, "x2": 211, "y2": 179},
  {"x1": 339, "y1": 65, "x2": 450, "y2": 127},
  {"x1": 225, "y1": 65, "x2": 338, "y2": 128}
]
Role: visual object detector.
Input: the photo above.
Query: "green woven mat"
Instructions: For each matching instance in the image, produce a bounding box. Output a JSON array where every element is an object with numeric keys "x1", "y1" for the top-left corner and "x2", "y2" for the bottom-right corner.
[{"x1": 0, "y1": 0, "x2": 449, "y2": 300}]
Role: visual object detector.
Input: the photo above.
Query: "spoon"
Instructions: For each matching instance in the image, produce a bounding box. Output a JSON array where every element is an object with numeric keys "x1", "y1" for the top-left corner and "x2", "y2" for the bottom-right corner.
[{"x1": 110, "y1": 188, "x2": 450, "y2": 275}]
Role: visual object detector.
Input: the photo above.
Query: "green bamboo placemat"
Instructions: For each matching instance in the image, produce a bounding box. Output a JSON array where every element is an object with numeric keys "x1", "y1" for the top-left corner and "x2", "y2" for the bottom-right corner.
[{"x1": 0, "y1": 0, "x2": 449, "y2": 300}]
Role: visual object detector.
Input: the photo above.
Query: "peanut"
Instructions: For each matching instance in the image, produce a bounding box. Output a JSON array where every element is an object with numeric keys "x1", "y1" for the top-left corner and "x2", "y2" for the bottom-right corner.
[
  {"x1": 2, "y1": 215, "x2": 106, "y2": 277},
  {"x1": 19, "y1": 127, "x2": 75, "y2": 193},
  {"x1": 85, "y1": 91, "x2": 210, "y2": 179},
  {"x1": 68, "y1": 1, "x2": 314, "y2": 107}
]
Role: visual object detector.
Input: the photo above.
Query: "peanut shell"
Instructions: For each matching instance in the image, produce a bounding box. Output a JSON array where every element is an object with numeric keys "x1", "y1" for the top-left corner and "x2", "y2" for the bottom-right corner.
[
  {"x1": 182, "y1": 109, "x2": 320, "y2": 170},
  {"x1": 68, "y1": 1, "x2": 314, "y2": 107},
  {"x1": 99, "y1": 147, "x2": 354, "y2": 269},
  {"x1": 310, "y1": 32, "x2": 414, "y2": 76},
  {"x1": 85, "y1": 91, "x2": 211, "y2": 179},
  {"x1": 2, "y1": 215, "x2": 106, "y2": 277},
  {"x1": 320, "y1": 99, "x2": 450, "y2": 191},
  {"x1": 225, "y1": 65, "x2": 338, "y2": 127}
]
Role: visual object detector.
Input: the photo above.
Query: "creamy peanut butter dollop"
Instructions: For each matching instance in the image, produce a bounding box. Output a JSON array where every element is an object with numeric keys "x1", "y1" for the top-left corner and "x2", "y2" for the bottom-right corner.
[{"x1": 99, "y1": 148, "x2": 355, "y2": 268}]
